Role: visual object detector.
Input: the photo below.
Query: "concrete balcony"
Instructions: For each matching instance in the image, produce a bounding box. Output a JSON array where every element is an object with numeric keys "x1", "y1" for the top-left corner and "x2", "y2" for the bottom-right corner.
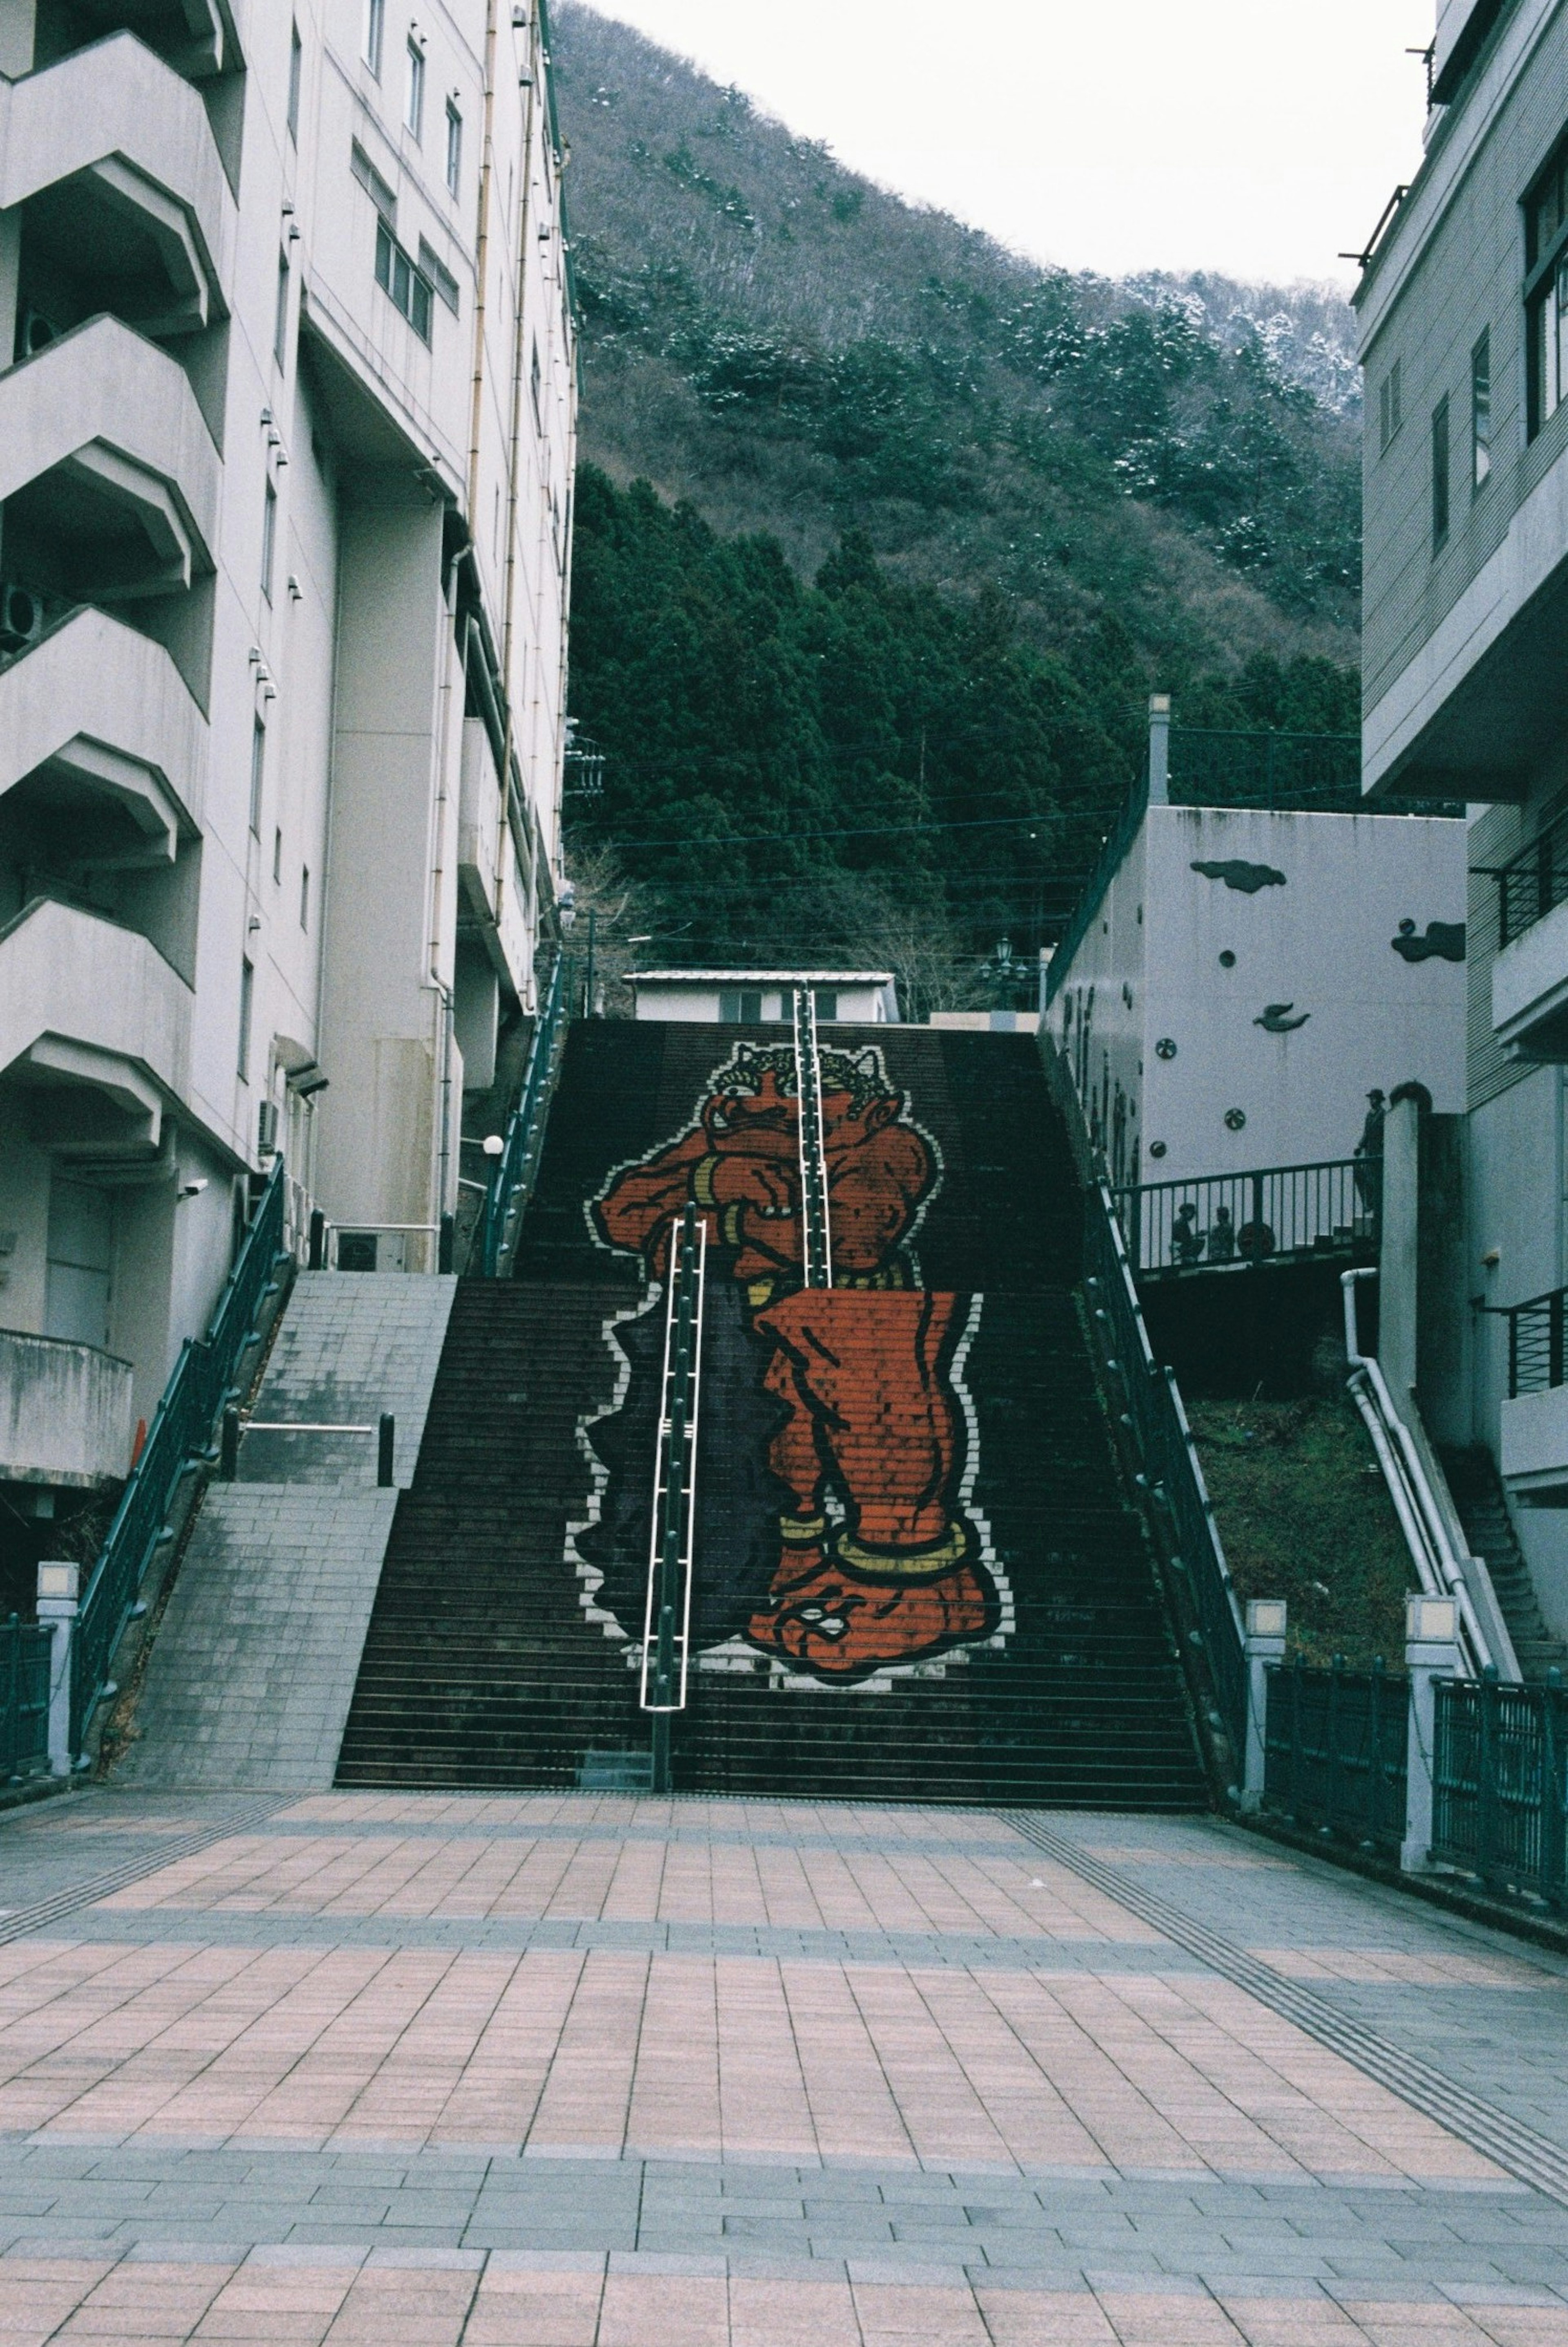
[
  {"x1": 1493, "y1": 897, "x2": 1568, "y2": 1060},
  {"x1": 83, "y1": 1, "x2": 238, "y2": 80},
  {"x1": 0, "y1": 316, "x2": 218, "y2": 600},
  {"x1": 0, "y1": 606, "x2": 205, "y2": 863},
  {"x1": 0, "y1": 1329, "x2": 134, "y2": 1491},
  {"x1": 0, "y1": 34, "x2": 232, "y2": 336},
  {"x1": 0, "y1": 895, "x2": 193, "y2": 1154},
  {"x1": 1501, "y1": 1387, "x2": 1568, "y2": 1505}
]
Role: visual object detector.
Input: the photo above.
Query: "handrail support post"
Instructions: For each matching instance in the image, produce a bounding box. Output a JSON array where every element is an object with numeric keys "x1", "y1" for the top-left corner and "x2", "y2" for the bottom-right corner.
[
  {"x1": 1404, "y1": 1593, "x2": 1461, "y2": 1873},
  {"x1": 1241, "y1": 1599, "x2": 1287, "y2": 1813},
  {"x1": 36, "y1": 1561, "x2": 80, "y2": 1777}
]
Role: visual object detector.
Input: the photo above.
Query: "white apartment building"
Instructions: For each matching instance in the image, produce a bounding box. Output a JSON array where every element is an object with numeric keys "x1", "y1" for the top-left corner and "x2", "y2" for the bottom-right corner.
[
  {"x1": 0, "y1": 0, "x2": 576, "y2": 1519},
  {"x1": 1356, "y1": 0, "x2": 1568, "y2": 1631}
]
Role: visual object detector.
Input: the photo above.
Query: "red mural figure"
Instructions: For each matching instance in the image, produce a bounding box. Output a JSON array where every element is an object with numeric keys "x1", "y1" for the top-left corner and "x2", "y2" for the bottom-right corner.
[{"x1": 590, "y1": 1041, "x2": 999, "y2": 1680}]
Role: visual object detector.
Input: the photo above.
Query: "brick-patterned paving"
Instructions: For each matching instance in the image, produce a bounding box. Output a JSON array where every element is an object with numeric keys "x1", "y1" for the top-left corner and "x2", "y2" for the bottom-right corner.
[{"x1": 2, "y1": 1793, "x2": 1568, "y2": 2341}]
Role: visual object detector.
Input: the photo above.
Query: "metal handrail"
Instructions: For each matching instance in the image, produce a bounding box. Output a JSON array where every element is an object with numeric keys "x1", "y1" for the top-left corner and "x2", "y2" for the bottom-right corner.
[
  {"x1": 1116, "y1": 1158, "x2": 1374, "y2": 1276},
  {"x1": 642, "y1": 1204, "x2": 707, "y2": 1794},
  {"x1": 480, "y1": 952, "x2": 572, "y2": 1278},
  {"x1": 71, "y1": 1158, "x2": 288, "y2": 1749},
  {"x1": 792, "y1": 984, "x2": 833, "y2": 1289},
  {"x1": 1495, "y1": 808, "x2": 1568, "y2": 950},
  {"x1": 1341, "y1": 1268, "x2": 1514, "y2": 1681},
  {"x1": 1501, "y1": 1282, "x2": 1568, "y2": 1396}
]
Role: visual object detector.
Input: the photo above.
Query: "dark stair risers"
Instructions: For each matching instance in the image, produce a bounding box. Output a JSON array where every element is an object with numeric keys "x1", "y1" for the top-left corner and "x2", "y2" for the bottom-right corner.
[
  {"x1": 1441, "y1": 1444, "x2": 1568, "y2": 1683},
  {"x1": 336, "y1": 1027, "x2": 1208, "y2": 1808}
]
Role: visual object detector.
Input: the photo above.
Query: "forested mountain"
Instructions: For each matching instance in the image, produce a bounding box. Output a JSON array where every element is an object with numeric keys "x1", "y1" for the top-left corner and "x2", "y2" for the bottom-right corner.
[{"x1": 551, "y1": 6, "x2": 1363, "y2": 993}]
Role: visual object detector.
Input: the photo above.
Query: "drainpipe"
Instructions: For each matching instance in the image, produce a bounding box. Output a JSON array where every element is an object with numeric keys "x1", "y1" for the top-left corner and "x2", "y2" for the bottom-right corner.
[
  {"x1": 466, "y1": 0, "x2": 500, "y2": 522},
  {"x1": 494, "y1": 11, "x2": 541, "y2": 1004}
]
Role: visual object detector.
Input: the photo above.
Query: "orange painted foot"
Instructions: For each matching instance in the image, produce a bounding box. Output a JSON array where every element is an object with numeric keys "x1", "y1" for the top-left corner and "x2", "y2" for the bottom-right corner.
[{"x1": 746, "y1": 1548, "x2": 996, "y2": 1680}]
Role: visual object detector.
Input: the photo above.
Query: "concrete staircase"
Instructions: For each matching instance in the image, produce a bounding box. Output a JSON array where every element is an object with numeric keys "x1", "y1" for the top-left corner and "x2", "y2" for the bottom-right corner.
[
  {"x1": 1441, "y1": 1444, "x2": 1568, "y2": 1683},
  {"x1": 117, "y1": 1274, "x2": 456, "y2": 1790},
  {"x1": 336, "y1": 1024, "x2": 1207, "y2": 1808}
]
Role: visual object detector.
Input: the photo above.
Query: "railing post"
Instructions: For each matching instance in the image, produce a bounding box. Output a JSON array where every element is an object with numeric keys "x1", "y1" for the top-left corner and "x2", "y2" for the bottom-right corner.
[
  {"x1": 1477, "y1": 1662, "x2": 1502, "y2": 1888},
  {"x1": 36, "y1": 1561, "x2": 80, "y2": 1777},
  {"x1": 1147, "y1": 693, "x2": 1171, "y2": 805},
  {"x1": 1510, "y1": 1305, "x2": 1520, "y2": 1401},
  {"x1": 377, "y1": 1415, "x2": 396, "y2": 1489},
  {"x1": 1544, "y1": 1669, "x2": 1566, "y2": 1911},
  {"x1": 308, "y1": 1209, "x2": 326, "y2": 1271},
  {"x1": 1403, "y1": 1593, "x2": 1460, "y2": 1873},
  {"x1": 220, "y1": 1405, "x2": 240, "y2": 1481},
  {"x1": 1552, "y1": 1292, "x2": 1565, "y2": 1391},
  {"x1": 1241, "y1": 1599, "x2": 1287, "y2": 1813}
]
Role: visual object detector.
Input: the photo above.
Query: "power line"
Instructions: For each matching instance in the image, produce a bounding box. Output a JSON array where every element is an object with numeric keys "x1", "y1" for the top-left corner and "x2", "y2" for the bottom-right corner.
[{"x1": 572, "y1": 812, "x2": 1080, "y2": 851}]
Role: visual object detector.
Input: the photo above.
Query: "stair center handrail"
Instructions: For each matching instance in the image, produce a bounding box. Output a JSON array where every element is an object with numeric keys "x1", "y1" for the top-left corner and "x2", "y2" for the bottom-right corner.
[
  {"x1": 480, "y1": 952, "x2": 571, "y2": 1278},
  {"x1": 792, "y1": 984, "x2": 833, "y2": 1289},
  {"x1": 642, "y1": 1203, "x2": 707, "y2": 1793},
  {"x1": 1340, "y1": 1267, "x2": 1513, "y2": 1680}
]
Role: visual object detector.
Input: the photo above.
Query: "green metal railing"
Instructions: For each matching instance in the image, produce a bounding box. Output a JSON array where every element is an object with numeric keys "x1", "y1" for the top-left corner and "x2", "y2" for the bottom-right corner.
[
  {"x1": 1264, "y1": 1656, "x2": 1410, "y2": 1857},
  {"x1": 480, "y1": 953, "x2": 572, "y2": 1278},
  {"x1": 70, "y1": 1159, "x2": 287, "y2": 1750},
  {"x1": 1434, "y1": 1671, "x2": 1568, "y2": 1907},
  {"x1": 1115, "y1": 1159, "x2": 1376, "y2": 1277},
  {"x1": 1, "y1": 1615, "x2": 51, "y2": 1783}
]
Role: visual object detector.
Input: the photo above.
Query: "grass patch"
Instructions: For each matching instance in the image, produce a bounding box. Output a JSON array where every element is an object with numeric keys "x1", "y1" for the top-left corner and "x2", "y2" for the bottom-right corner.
[{"x1": 1188, "y1": 1393, "x2": 1411, "y2": 1667}]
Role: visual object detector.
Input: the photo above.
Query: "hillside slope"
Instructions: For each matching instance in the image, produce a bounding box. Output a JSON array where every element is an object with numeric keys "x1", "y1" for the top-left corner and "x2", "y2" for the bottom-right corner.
[{"x1": 553, "y1": 4, "x2": 1361, "y2": 676}]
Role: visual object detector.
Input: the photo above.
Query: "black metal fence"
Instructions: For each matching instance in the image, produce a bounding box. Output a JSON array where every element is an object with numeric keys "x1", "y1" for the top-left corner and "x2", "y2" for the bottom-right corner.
[
  {"x1": 1, "y1": 1615, "x2": 51, "y2": 1784},
  {"x1": 1434, "y1": 1673, "x2": 1568, "y2": 1907},
  {"x1": 1116, "y1": 1160, "x2": 1374, "y2": 1278},
  {"x1": 1263, "y1": 1658, "x2": 1410, "y2": 1856},
  {"x1": 1506, "y1": 1285, "x2": 1568, "y2": 1398},
  {"x1": 1497, "y1": 808, "x2": 1568, "y2": 949},
  {"x1": 1168, "y1": 728, "x2": 1363, "y2": 813}
]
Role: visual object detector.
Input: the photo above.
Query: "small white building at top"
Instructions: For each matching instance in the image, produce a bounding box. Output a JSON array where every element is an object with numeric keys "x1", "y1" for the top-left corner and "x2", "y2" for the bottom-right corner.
[{"x1": 625, "y1": 971, "x2": 899, "y2": 1025}]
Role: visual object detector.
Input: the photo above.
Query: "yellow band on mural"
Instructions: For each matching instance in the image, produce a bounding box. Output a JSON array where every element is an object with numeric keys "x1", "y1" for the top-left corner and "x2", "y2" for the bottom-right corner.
[{"x1": 835, "y1": 1522, "x2": 970, "y2": 1579}]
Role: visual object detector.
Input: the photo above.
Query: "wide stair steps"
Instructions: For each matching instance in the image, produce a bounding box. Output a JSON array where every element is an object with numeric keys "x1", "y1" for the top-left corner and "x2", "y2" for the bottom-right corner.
[{"x1": 336, "y1": 1024, "x2": 1208, "y2": 1806}]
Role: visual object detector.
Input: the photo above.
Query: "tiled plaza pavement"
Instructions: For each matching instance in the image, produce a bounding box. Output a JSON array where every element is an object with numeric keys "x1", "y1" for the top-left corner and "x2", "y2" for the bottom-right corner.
[{"x1": 2, "y1": 1794, "x2": 1568, "y2": 2340}]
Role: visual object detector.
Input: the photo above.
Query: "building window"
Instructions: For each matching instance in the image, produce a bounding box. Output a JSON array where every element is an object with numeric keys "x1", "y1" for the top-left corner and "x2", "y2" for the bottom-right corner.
[
  {"x1": 350, "y1": 141, "x2": 397, "y2": 223},
  {"x1": 273, "y1": 825, "x2": 283, "y2": 884},
  {"x1": 814, "y1": 990, "x2": 838, "y2": 1023},
  {"x1": 719, "y1": 989, "x2": 764, "y2": 1024},
  {"x1": 1431, "y1": 394, "x2": 1450, "y2": 552},
  {"x1": 1472, "y1": 330, "x2": 1492, "y2": 490},
  {"x1": 300, "y1": 865, "x2": 310, "y2": 930},
  {"x1": 238, "y1": 958, "x2": 254, "y2": 1082},
  {"x1": 445, "y1": 101, "x2": 462, "y2": 197},
  {"x1": 530, "y1": 338, "x2": 542, "y2": 431},
  {"x1": 249, "y1": 717, "x2": 266, "y2": 835},
  {"x1": 1526, "y1": 134, "x2": 1568, "y2": 437},
  {"x1": 364, "y1": 0, "x2": 383, "y2": 76},
  {"x1": 417, "y1": 238, "x2": 460, "y2": 314},
  {"x1": 1378, "y1": 358, "x2": 1402, "y2": 453},
  {"x1": 405, "y1": 38, "x2": 425, "y2": 138},
  {"x1": 375, "y1": 218, "x2": 433, "y2": 341},
  {"x1": 261, "y1": 479, "x2": 277, "y2": 599},
  {"x1": 287, "y1": 21, "x2": 302, "y2": 141},
  {"x1": 273, "y1": 251, "x2": 290, "y2": 369}
]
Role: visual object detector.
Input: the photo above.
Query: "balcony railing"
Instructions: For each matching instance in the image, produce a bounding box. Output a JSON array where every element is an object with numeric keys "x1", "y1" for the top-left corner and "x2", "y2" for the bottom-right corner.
[
  {"x1": 1434, "y1": 1672, "x2": 1568, "y2": 1908},
  {"x1": 1506, "y1": 1285, "x2": 1568, "y2": 1398},
  {"x1": 1115, "y1": 1160, "x2": 1376, "y2": 1278},
  {"x1": 1495, "y1": 807, "x2": 1568, "y2": 949}
]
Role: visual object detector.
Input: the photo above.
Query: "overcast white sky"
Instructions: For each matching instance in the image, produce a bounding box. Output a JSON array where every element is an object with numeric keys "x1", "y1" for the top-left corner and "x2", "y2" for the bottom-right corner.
[{"x1": 575, "y1": 0, "x2": 1435, "y2": 288}]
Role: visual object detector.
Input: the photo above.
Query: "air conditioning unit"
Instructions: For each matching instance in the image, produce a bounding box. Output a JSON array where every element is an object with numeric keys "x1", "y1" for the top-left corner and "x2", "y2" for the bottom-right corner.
[
  {"x1": 0, "y1": 583, "x2": 42, "y2": 652},
  {"x1": 257, "y1": 1100, "x2": 279, "y2": 1158}
]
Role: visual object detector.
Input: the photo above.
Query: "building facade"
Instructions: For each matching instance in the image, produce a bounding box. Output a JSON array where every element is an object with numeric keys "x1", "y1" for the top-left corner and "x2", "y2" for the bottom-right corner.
[
  {"x1": 1357, "y1": 0, "x2": 1568, "y2": 1624},
  {"x1": 0, "y1": 0, "x2": 575, "y2": 1519}
]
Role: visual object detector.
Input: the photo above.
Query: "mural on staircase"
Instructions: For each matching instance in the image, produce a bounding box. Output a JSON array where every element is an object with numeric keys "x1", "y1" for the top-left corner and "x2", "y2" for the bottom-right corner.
[{"x1": 568, "y1": 1039, "x2": 1011, "y2": 1687}]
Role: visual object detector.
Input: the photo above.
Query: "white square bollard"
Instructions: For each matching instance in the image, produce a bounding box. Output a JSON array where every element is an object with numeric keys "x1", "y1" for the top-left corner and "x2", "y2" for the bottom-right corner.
[
  {"x1": 1242, "y1": 1599, "x2": 1288, "y2": 1814},
  {"x1": 36, "y1": 1559, "x2": 80, "y2": 1779},
  {"x1": 1403, "y1": 1593, "x2": 1461, "y2": 1874}
]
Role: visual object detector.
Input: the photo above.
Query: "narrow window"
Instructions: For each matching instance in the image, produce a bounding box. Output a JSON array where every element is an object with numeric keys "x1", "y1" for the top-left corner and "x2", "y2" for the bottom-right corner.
[
  {"x1": 272, "y1": 826, "x2": 283, "y2": 884},
  {"x1": 287, "y1": 22, "x2": 303, "y2": 141},
  {"x1": 815, "y1": 989, "x2": 838, "y2": 1023},
  {"x1": 1525, "y1": 139, "x2": 1568, "y2": 439},
  {"x1": 364, "y1": 0, "x2": 384, "y2": 76},
  {"x1": 405, "y1": 38, "x2": 425, "y2": 139},
  {"x1": 374, "y1": 220, "x2": 433, "y2": 343},
  {"x1": 249, "y1": 718, "x2": 266, "y2": 836},
  {"x1": 1431, "y1": 394, "x2": 1450, "y2": 552},
  {"x1": 261, "y1": 479, "x2": 277, "y2": 599},
  {"x1": 1472, "y1": 330, "x2": 1492, "y2": 490},
  {"x1": 1378, "y1": 358, "x2": 1402, "y2": 453},
  {"x1": 273, "y1": 251, "x2": 290, "y2": 369},
  {"x1": 238, "y1": 959, "x2": 254, "y2": 1082},
  {"x1": 445, "y1": 101, "x2": 463, "y2": 198},
  {"x1": 530, "y1": 338, "x2": 542, "y2": 431},
  {"x1": 300, "y1": 864, "x2": 311, "y2": 930}
]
